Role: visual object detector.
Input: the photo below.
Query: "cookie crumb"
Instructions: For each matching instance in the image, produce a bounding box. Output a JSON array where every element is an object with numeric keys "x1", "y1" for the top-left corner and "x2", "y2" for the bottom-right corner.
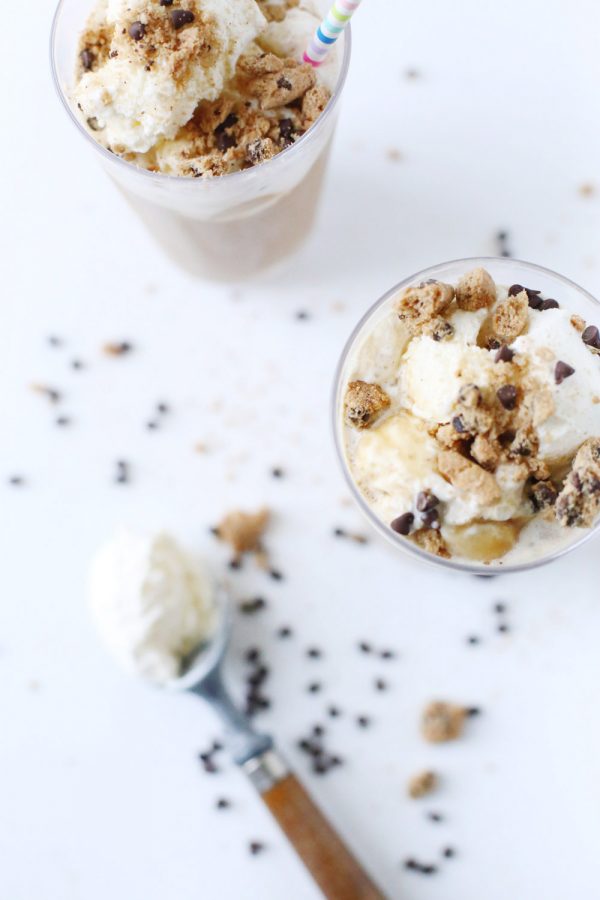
[
  {"x1": 421, "y1": 701, "x2": 468, "y2": 743},
  {"x1": 456, "y1": 267, "x2": 496, "y2": 311},
  {"x1": 408, "y1": 770, "x2": 438, "y2": 799},
  {"x1": 344, "y1": 381, "x2": 391, "y2": 430}
]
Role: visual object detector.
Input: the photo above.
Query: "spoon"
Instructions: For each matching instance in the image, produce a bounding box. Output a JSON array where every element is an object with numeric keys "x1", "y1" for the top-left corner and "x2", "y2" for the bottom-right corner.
[{"x1": 167, "y1": 587, "x2": 386, "y2": 900}]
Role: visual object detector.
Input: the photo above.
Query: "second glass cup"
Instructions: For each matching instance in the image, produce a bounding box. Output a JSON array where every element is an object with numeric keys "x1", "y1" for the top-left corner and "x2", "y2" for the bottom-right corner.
[
  {"x1": 333, "y1": 257, "x2": 600, "y2": 575},
  {"x1": 50, "y1": 0, "x2": 351, "y2": 280}
]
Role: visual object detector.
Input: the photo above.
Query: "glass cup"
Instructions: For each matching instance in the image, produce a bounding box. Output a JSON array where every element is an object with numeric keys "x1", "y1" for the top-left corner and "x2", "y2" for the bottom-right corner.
[
  {"x1": 333, "y1": 257, "x2": 600, "y2": 575},
  {"x1": 50, "y1": 1, "x2": 351, "y2": 280}
]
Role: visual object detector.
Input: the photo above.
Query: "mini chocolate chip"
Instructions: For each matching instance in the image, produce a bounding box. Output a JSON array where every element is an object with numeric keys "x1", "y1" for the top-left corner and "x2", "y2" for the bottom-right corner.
[
  {"x1": 269, "y1": 569, "x2": 284, "y2": 581},
  {"x1": 228, "y1": 558, "x2": 242, "y2": 570},
  {"x1": 157, "y1": 402, "x2": 170, "y2": 414},
  {"x1": 277, "y1": 626, "x2": 292, "y2": 638},
  {"x1": 467, "y1": 635, "x2": 480, "y2": 645},
  {"x1": 277, "y1": 76, "x2": 293, "y2": 90},
  {"x1": 249, "y1": 841, "x2": 265, "y2": 856},
  {"x1": 427, "y1": 812, "x2": 444, "y2": 822},
  {"x1": 494, "y1": 344, "x2": 514, "y2": 363},
  {"x1": 80, "y1": 48, "x2": 94, "y2": 70},
  {"x1": 307, "y1": 682, "x2": 322, "y2": 693},
  {"x1": 416, "y1": 491, "x2": 439, "y2": 512},
  {"x1": 526, "y1": 290, "x2": 543, "y2": 310},
  {"x1": 160, "y1": 0, "x2": 174, "y2": 4},
  {"x1": 497, "y1": 384, "x2": 518, "y2": 410},
  {"x1": 508, "y1": 284, "x2": 524, "y2": 297},
  {"x1": 128, "y1": 21, "x2": 146, "y2": 40},
  {"x1": 555, "y1": 361, "x2": 575, "y2": 384},
  {"x1": 216, "y1": 798, "x2": 230, "y2": 810},
  {"x1": 488, "y1": 338, "x2": 501, "y2": 350},
  {"x1": 375, "y1": 678, "x2": 387, "y2": 691},
  {"x1": 452, "y1": 415, "x2": 467, "y2": 433},
  {"x1": 71, "y1": 359, "x2": 84, "y2": 370},
  {"x1": 498, "y1": 429, "x2": 516, "y2": 446},
  {"x1": 582, "y1": 325, "x2": 600, "y2": 349},
  {"x1": 328, "y1": 705, "x2": 341, "y2": 717},
  {"x1": 271, "y1": 467, "x2": 284, "y2": 478},
  {"x1": 279, "y1": 118, "x2": 295, "y2": 140},
  {"x1": 56, "y1": 416, "x2": 71, "y2": 427},
  {"x1": 466, "y1": 706, "x2": 482, "y2": 717},
  {"x1": 358, "y1": 641, "x2": 371, "y2": 653},
  {"x1": 8, "y1": 475, "x2": 25, "y2": 486},
  {"x1": 380, "y1": 649, "x2": 396, "y2": 660},
  {"x1": 215, "y1": 113, "x2": 238, "y2": 134},
  {"x1": 421, "y1": 508, "x2": 440, "y2": 530},
  {"x1": 540, "y1": 298, "x2": 559, "y2": 310},
  {"x1": 245, "y1": 647, "x2": 260, "y2": 663},
  {"x1": 443, "y1": 847, "x2": 456, "y2": 859},
  {"x1": 494, "y1": 602, "x2": 506, "y2": 614},
  {"x1": 357, "y1": 715, "x2": 370, "y2": 728},
  {"x1": 171, "y1": 8, "x2": 195, "y2": 28},
  {"x1": 296, "y1": 310, "x2": 310, "y2": 320},
  {"x1": 307, "y1": 647, "x2": 322, "y2": 659},
  {"x1": 390, "y1": 512, "x2": 414, "y2": 535},
  {"x1": 216, "y1": 131, "x2": 236, "y2": 152},
  {"x1": 498, "y1": 623, "x2": 509, "y2": 633}
]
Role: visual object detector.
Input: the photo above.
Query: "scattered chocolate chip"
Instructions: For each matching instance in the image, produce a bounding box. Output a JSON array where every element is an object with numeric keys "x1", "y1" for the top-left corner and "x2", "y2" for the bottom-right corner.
[
  {"x1": 307, "y1": 647, "x2": 322, "y2": 659},
  {"x1": 47, "y1": 335, "x2": 63, "y2": 348},
  {"x1": 452, "y1": 415, "x2": 467, "y2": 433},
  {"x1": 157, "y1": 402, "x2": 170, "y2": 415},
  {"x1": 313, "y1": 725, "x2": 324, "y2": 737},
  {"x1": 146, "y1": 420, "x2": 159, "y2": 431},
  {"x1": 357, "y1": 715, "x2": 370, "y2": 729},
  {"x1": 271, "y1": 467, "x2": 284, "y2": 478},
  {"x1": 416, "y1": 491, "x2": 439, "y2": 512},
  {"x1": 216, "y1": 798, "x2": 230, "y2": 810},
  {"x1": 466, "y1": 706, "x2": 482, "y2": 717},
  {"x1": 358, "y1": 641, "x2": 371, "y2": 654},
  {"x1": 555, "y1": 361, "x2": 575, "y2": 384},
  {"x1": 128, "y1": 21, "x2": 146, "y2": 40},
  {"x1": 530, "y1": 480, "x2": 558, "y2": 511},
  {"x1": 496, "y1": 230, "x2": 512, "y2": 257},
  {"x1": 71, "y1": 359, "x2": 84, "y2": 371},
  {"x1": 390, "y1": 512, "x2": 414, "y2": 535},
  {"x1": 540, "y1": 298, "x2": 559, "y2": 310},
  {"x1": 55, "y1": 416, "x2": 71, "y2": 427},
  {"x1": 494, "y1": 344, "x2": 514, "y2": 363},
  {"x1": 334, "y1": 527, "x2": 346, "y2": 537},
  {"x1": 375, "y1": 678, "x2": 387, "y2": 692},
  {"x1": 245, "y1": 647, "x2": 260, "y2": 663},
  {"x1": 508, "y1": 284, "x2": 524, "y2": 297},
  {"x1": 277, "y1": 626, "x2": 292, "y2": 639},
  {"x1": 498, "y1": 429, "x2": 516, "y2": 447},
  {"x1": 427, "y1": 812, "x2": 444, "y2": 823},
  {"x1": 103, "y1": 341, "x2": 133, "y2": 356},
  {"x1": 526, "y1": 290, "x2": 543, "y2": 310},
  {"x1": 277, "y1": 75, "x2": 293, "y2": 90},
  {"x1": 239, "y1": 597, "x2": 267, "y2": 615},
  {"x1": 497, "y1": 384, "x2": 518, "y2": 410},
  {"x1": 328, "y1": 705, "x2": 341, "y2": 718},
  {"x1": 31, "y1": 384, "x2": 62, "y2": 404},
  {"x1": 8, "y1": 475, "x2": 25, "y2": 487},
  {"x1": 583, "y1": 325, "x2": 600, "y2": 349},
  {"x1": 380, "y1": 649, "x2": 396, "y2": 660},
  {"x1": 80, "y1": 48, "x2": 94, "y2": 70},
  {"x1": 228, "y1": 558, "x2": 242, "y2": 571},
  {"x1": 296, "y1": 310, "x2": 310, "y2": 320},
  {"x1": 249, "y1": 841, "x2": 265, "y2": 856},
  {"x1": 307, "y1": 682, "x2": 322, "y2": 694},
  {"x1": 114, "y1": 460, "x2": 130, "y2": 484},
  {"x1": 494, "y1": 603, "x2": 506, "y2": 614},
  {"x1": 498, "y1": 623, "x2": 509, "y2": 634},
  {"x1": 443, "y1": 847, "x2": 456, "y2": 859},
  {"x1": 467, "y1": 635, "x2": 480, "y2": 645},
  {"x1": 269, "y1": 568, "x2": 284, "y2": 581},
  {"x1": 171, "y1": 9, "x2": 195, "y2": 28}
]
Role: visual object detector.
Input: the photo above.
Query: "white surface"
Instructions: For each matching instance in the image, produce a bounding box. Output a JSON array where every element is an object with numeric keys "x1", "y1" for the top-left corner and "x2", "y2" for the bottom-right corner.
[{"x1": 2, "y1": 1, "x2": 600, "y2": 898}]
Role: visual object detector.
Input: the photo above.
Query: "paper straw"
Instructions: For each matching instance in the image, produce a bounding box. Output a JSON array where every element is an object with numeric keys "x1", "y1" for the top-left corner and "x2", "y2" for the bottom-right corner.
[{"x1": 303, "y1": 0, "x2": 362, "y2": 67}]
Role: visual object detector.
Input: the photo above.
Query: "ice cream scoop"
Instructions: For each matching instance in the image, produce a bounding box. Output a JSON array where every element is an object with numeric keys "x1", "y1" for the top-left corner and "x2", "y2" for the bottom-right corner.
[{"x1": 90, "y1": 529, "x2": 384, "y2": 899}]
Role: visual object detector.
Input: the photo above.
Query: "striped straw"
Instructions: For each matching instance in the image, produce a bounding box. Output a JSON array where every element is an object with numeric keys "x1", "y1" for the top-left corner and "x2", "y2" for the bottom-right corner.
[{"x1": 303, "y1": 0, "x2": 362, "y2": 67}]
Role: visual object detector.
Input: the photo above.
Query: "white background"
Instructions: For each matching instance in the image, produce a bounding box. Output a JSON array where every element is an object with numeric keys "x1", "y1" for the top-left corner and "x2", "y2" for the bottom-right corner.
[{"x1": 2, "y1": 1, "x2": 600, "y2": 898}]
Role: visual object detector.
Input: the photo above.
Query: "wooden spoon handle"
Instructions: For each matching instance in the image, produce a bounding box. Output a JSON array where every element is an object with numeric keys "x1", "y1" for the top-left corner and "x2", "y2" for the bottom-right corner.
[{"x1": 245, "y1": 751, "x2": 386, "y2": 900}]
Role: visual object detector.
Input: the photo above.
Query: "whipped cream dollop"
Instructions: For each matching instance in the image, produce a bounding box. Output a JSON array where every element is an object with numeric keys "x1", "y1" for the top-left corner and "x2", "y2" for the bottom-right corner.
[
  {"x1": 74, "y1": 0, "x2": 266, "y2": 153},
  {"x1": 89, "y1": 529, "x2": 215, "y2": 684}
]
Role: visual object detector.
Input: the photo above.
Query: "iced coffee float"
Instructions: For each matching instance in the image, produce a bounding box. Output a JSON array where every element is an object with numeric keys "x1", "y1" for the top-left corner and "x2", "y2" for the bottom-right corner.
[
  {"x1": 341, "y1": 267, "x2": 600, "y2": 566},
  {"x1": 74, "y1": 0, "x2": 337, "y2": 176}
]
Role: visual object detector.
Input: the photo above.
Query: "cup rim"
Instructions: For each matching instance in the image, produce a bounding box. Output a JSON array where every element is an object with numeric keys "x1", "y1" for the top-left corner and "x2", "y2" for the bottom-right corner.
[
  {"x1": 49, "y1": 0, "x2": 352, "y2": 187},
  {"x1": 332, "y1": 256, "x2": 600, "y2": 576}
]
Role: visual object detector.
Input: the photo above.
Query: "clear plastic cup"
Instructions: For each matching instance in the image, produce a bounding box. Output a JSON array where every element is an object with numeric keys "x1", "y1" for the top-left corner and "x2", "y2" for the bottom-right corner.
[
  {"x1": 333, "y1": 257, "x2": 600, "y2": 575},
  {"x1": 50, "y1": 1, "x2": 351, "y2": 280}
]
